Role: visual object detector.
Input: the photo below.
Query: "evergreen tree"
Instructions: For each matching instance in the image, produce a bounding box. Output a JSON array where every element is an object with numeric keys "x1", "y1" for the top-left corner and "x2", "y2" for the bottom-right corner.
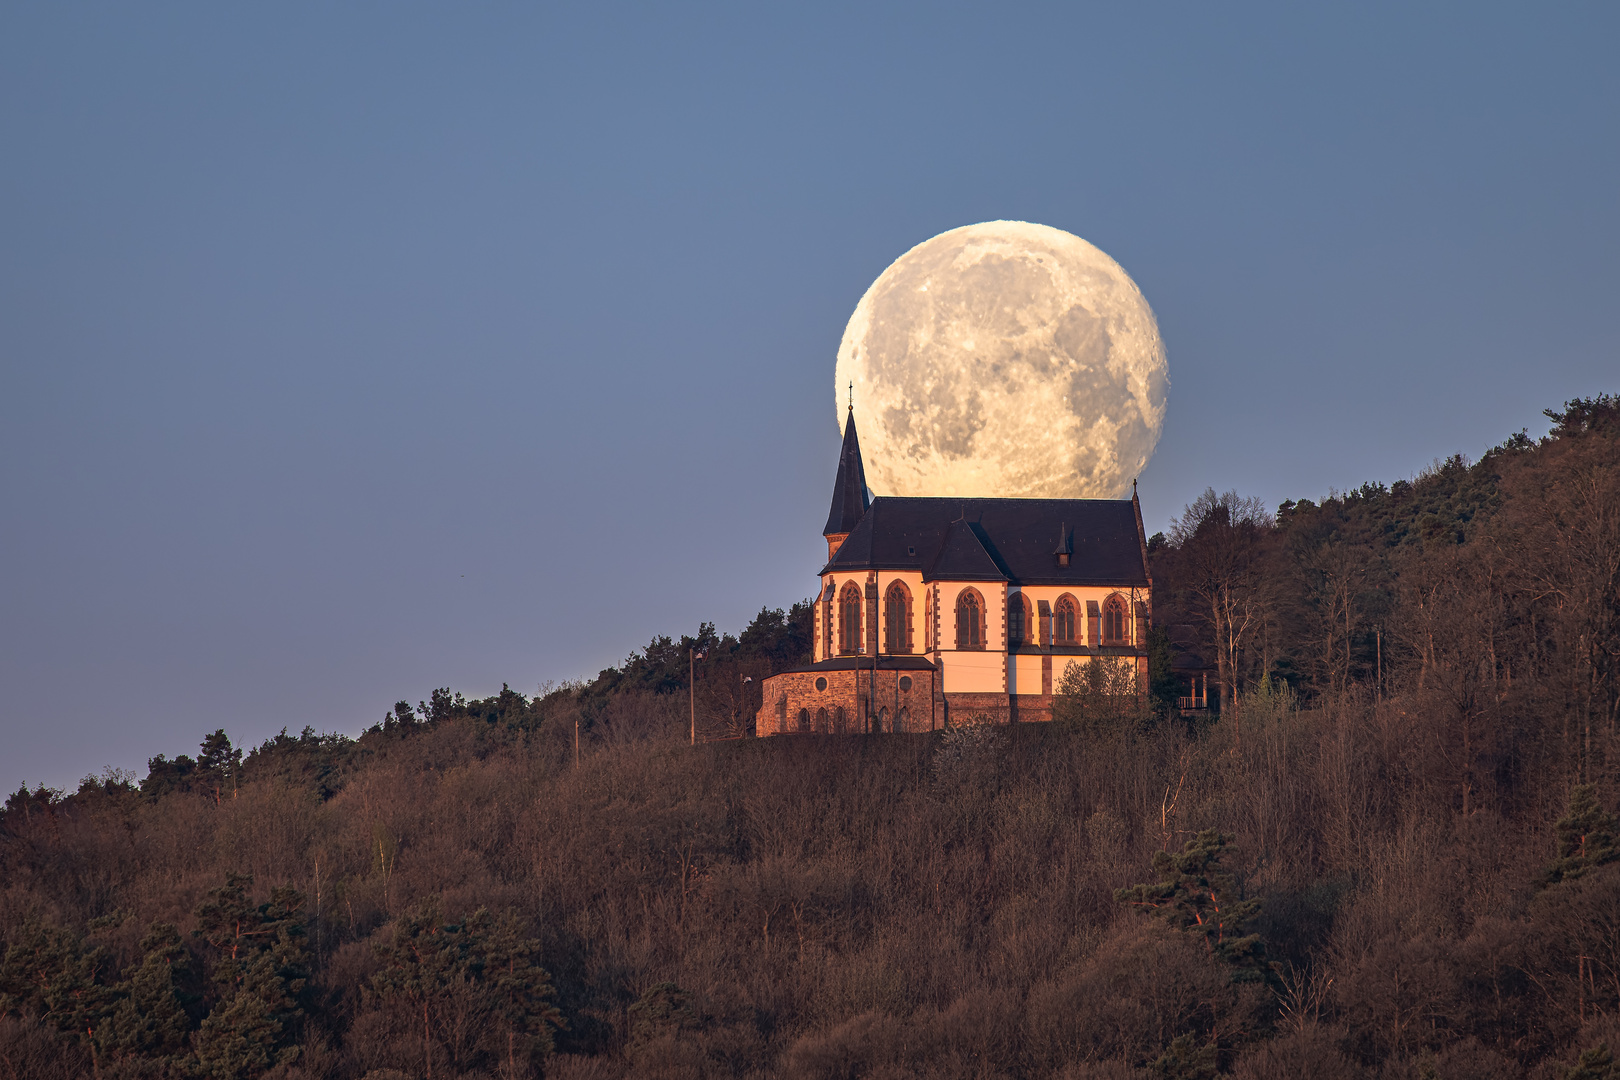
[
  {"x1": 626, "y1": 982, "x2": 696, "y2": 1055},
  {"x1": 1566, "y1": 1043, "x2": 1617, "y2": 1080},
  {"x1": 193, "y1": 934, "x2": 307, "y2": 1080},
  {"x1": 191, "y1": 874, "x2": 309, "y2": 1079},
  {"x1": 1152, "y1": 1033, "x2": 1219, "y2": 1080},
  {"x1": 1146, "y1": 626, "x2": 1182, "y2": 719},
  {"x1": 197, "y1": 730, "x2": 241, "y2": 804},
  {"x1": 474, "y1": 909, "x2": 565, "y2": 1068},
  {"x1": 1116, "y1": 830, "x2": 1269, "y2": 981},
  {"x1": 1543, "y1": 785, "x2": 1620, "y2": 887},
  {"x1": 371, "y1": 903, "x2": 562, "y2": 1077},
  {"x1": 0, "y1": 922, "x2": 117, "y2": 1066},
  {"x1": 99, "y1": 922, "x2": 193, "y2": 1075}
]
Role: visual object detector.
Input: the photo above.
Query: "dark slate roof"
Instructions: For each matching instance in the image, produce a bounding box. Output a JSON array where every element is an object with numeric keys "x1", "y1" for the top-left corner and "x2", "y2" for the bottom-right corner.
[
  {"x1": 924, "y1": 517, "x2": 1006, "y2": 581},
  {"x1": 823, "y1": 496, "x2": 1149, "y2": 587},
  {"x1": 823, "y1": 409, "x2": 870, "y2": 536}
]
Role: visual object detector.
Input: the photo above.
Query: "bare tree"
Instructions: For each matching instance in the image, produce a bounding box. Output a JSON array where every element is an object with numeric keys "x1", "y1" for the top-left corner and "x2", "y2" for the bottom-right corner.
[{"x1": 1170, "y1": 489, "x2": 1278, "y2": 728}]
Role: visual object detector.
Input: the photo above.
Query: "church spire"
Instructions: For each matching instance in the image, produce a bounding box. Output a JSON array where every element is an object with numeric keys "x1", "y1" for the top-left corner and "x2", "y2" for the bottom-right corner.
[{"x1": 822, "y1": 403, "x2": 870, "y2": 557}]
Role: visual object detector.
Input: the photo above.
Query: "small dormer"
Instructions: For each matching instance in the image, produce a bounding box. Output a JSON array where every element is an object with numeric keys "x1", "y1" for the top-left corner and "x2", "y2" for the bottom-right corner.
[{"x1": 1053, "y1": 523, "x2": 1073, "y2": 568}]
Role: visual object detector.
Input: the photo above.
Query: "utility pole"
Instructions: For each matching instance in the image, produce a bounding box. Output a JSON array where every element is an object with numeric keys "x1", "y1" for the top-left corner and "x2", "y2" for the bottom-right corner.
[
  {"x1": 574, "y1": 718, "x2": 580, "y2": 768},
  {"x1": 689, "y1": 645, "x2": 706, "y2": 746}
]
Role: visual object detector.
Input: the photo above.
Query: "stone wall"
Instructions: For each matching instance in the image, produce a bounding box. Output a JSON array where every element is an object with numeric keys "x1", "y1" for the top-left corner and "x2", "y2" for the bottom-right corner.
[
  {"x1": 756, "y1": 654, "x2": 1149, "y2": 734},
  {"x1": 757, "y1": 666, "x2": 939, "y2": 736}
]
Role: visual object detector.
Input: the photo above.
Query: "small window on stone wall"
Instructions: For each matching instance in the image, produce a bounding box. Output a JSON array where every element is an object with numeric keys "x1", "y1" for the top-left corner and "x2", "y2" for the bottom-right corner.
[
  {"x1": 899, "y1": 675, "x2": 913, "y2": 692},
  {"x1": 815, "y1": 676, "x2": 828, "y2": 691}
]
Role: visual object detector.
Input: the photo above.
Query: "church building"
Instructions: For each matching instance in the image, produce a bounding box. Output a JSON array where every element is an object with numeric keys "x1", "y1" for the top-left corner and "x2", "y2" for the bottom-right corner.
[{"x1": 757, "y1": 407, "x2": 1153, "y2": 735}]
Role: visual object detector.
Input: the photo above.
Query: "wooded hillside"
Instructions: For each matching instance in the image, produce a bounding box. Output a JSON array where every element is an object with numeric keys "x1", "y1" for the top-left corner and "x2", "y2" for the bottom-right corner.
[{"x1": 2, "y1": 395, "x2": 1617, "y2": 1080}]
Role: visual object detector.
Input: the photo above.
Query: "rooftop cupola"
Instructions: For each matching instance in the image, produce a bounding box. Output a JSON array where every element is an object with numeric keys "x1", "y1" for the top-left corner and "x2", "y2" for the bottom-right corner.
[
  {"x1": 823, "y1": 404, "x2": 870, "y2": 560},
  {"x1": 1053, "y1": 522, "x2": 1073, "y2": 567}
]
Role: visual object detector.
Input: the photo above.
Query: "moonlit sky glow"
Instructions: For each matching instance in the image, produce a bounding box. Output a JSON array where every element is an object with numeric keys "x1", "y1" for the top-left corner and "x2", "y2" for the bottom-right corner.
[{"x1": 2, "y1": 4, "x2": 1617, "y2": 790}]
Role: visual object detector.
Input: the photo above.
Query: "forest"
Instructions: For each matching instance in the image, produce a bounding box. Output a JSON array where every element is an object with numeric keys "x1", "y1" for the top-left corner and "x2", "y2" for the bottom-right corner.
[{"x1": 2, "y1": 394, "x2": 1617, "y2": 1080}]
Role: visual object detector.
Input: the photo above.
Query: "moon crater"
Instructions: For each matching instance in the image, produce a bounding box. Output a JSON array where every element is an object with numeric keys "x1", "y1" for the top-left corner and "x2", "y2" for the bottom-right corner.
[{"x1": 835, "y1": 221, "x2": 1168, "y2": 499}]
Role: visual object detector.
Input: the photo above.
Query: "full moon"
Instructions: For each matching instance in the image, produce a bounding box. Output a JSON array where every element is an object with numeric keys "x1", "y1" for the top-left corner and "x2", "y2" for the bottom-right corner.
[{"x1": 835, "y1": 220, "x2": 1168, "y2": 499}]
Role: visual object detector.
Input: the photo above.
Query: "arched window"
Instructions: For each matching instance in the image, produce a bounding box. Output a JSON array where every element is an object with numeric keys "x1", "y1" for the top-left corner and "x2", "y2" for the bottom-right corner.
[
  {"x1": 1007, "y1": 594, "x2": 1032, "y2": 646},
  {"x1": 956, "y1": 589, "x2": 983, "y2": 648},
  {"x1": 884, "y1": 581, "x2": 911, "y2": 654},
  {"x1": 816, "y1": 707, "x2": 828, "y2": 733},
  {"x1": 776, "y1": 696, "x2": 788, "y2": 734},
  {"x1": 798, "y1": 708, "x2": 810, "y2": 733},
  {"x1": 1054, "y1": 595, "x2": 1078, "y2": 645},
  {"x1": 839, "y1": 583, "x2": 863, "y2": 654},
  {"x1": 833, "y1": 706, "x2": 847, "y2": 734},
  {"x1": 1103, "y1": 595, "x2": 1128, "y2": 644},
  {"x1": 877, "y1": 706, "x2": 889, "y2": 734},
  {"x1": 895, "y1": 707, "x2": 909, "y2": 733}
]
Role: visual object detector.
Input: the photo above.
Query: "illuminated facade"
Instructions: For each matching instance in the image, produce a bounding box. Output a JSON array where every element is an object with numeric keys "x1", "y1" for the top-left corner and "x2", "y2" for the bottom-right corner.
[{"x1": 756, "y1": 408, "x2": 1153, "y2": 734}]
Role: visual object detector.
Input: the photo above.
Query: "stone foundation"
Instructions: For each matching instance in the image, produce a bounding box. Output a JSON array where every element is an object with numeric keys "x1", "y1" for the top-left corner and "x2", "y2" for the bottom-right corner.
[{"x1": 757, "y1": 663, "x2": 939, "y2": 735}]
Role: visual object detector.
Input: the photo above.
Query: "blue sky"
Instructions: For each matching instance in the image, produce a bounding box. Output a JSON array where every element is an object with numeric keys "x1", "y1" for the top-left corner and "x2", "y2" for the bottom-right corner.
[{"x1": 3, "y1": 2, "x2": 1616, "y2": 790}]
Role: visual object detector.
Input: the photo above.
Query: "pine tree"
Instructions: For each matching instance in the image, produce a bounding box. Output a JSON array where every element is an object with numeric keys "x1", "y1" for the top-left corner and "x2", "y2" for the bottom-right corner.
[
  {"x1": 473, "y1": 909, "x2": 565, "y2": 1069},
  {"x1": 1116, "y1": 830, "x2": 1269, "y2": 980},
  {"x1": 99, "y1": 923, "x2": 193, "y2": 1074},
  {"x1": 0, "y1": 922, "x2": 117, "y2": 1067},
  {"x1": 371, "y1": 903, "x2": 563, "y2": 1078},
  {"x1": 1152, "y1": 1033, "x2": 1219, "y2": 1080},
  {"x1": 627, "y1": 982, "x2": 696, "y2": 1055},
  {"x1": 1543, "y1": 785, "x2": 1620, "y2": 887},
  {"x1": 191, "y1": 874, "x2": 309, "y2": 1079},
  {"x1": 193, "y1": 933, "x2": 306, "y2": 1080},
  {"x1": 197, "y1": 730, "x2": 241, "y2": 804},
  {"x1": 1566, "y1": 1043, "x2": 1617, "y2": 1080}
]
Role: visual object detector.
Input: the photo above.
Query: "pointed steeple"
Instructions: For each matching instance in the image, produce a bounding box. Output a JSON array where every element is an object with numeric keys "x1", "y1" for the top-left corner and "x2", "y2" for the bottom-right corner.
[{"x1": 823, "y1": 404, "x2": 870, "y2": 558}]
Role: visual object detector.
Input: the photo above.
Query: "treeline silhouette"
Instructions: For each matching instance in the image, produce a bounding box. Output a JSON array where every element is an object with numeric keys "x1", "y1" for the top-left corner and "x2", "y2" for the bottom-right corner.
[{"x1": 2, "y1": 395, "x2": 1618, "y2": 1079}]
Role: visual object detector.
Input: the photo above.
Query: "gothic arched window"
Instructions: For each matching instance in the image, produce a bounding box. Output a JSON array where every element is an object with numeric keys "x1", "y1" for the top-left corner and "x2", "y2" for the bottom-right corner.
[
  {"x1": 839, "y1": 583, "x2": 863, "y2": 654},
  {"x1": 884, "y1": 581, "x2": 911, "y2": 654},
  {"x1": 1103, "y1": 595, "x2": 1128, "y2": 644},
  {"x1": 816, "y1": 707, "x2": 828, "y2": 733},
  {"x1": 956, "y1": 589, "x2": 983, "y2": 649},
  {"x1": 798, "y1": 708, "x2": 810, "y2": 733},
  {"x1": 1054, "y1": 595, "x2": 1078, "y2": 645}
]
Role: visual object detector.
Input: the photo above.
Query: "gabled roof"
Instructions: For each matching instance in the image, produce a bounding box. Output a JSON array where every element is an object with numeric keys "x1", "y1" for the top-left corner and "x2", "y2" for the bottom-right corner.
[
  {"x1": 822, "y1": 496, "x2": 1150, "y2": 587},
  {"x1": 924, "y1": 517, "x2": 1006, "y2": 581},
  {"x1": 823, "y1": 408, "x2": 870, "y2": 537}
]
